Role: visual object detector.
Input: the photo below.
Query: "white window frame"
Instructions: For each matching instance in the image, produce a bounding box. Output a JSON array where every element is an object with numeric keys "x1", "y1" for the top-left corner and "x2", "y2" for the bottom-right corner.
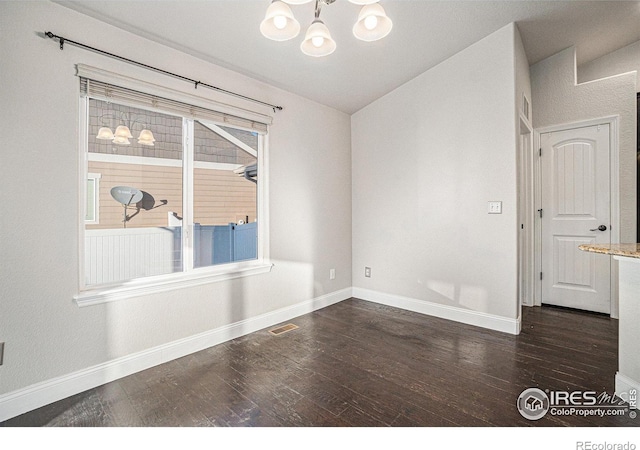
[
  {"x1": 85, "y1": 172, "x2": 101, "y2": 224},
  {"x1": 75, "y1": 96, "x2": 272, "y2": 307}
]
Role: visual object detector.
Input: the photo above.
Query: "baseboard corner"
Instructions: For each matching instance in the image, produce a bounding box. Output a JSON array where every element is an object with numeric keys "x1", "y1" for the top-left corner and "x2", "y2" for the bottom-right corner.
[
  {"x1": 352, "y1": 287, "x2": 520, "y2": 335},
  {"x1": 615, "y1": 372, "x2": 640, "y2": 400}
]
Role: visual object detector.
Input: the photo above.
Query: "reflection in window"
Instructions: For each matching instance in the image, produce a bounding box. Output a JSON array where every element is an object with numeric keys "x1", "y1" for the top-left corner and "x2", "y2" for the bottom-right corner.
[
  {"x1": 193, "y1": 121, "x2": 258, "y2": 268},
  {"x1": 83, "y1": 99, "x2": 261, "y2": 287}
]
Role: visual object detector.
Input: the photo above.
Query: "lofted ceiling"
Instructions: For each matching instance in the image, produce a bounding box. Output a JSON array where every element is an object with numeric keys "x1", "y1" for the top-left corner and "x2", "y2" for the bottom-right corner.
[{"x1": 54, "y1": 0, "x2": 640, "y2": 114}]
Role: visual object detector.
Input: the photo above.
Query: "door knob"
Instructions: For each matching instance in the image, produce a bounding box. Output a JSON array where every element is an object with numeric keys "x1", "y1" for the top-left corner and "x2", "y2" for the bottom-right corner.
[{"x1": 590, "y1": 225, "x2": 607, "y2": 231}]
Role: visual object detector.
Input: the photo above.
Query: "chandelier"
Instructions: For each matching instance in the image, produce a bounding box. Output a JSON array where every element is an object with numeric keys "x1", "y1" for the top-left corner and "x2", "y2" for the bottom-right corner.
[
  {"x1": 95, "y1": 112, "x2": 156, "y2": 146},
  {"x1": 260, "y1": 0, "x2": 393, "y2": 57}
]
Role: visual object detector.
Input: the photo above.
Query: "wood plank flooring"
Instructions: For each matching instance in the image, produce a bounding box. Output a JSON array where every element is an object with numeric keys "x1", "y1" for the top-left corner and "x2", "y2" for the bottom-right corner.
[{"x1": 2, "y1": 298, "x2": 638, "y2": 427}]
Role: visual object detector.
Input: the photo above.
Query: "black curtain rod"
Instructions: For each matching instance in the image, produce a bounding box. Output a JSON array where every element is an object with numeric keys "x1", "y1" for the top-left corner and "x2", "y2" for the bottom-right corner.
[{"x1": 44, "y1": 31, "x2": 283, "y2": 112}]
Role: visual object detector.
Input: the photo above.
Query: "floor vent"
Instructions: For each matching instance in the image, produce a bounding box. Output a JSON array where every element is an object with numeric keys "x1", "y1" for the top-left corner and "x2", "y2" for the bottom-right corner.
[{"x1": 269, "y1": 323, "x2": 299, "y2": 336}]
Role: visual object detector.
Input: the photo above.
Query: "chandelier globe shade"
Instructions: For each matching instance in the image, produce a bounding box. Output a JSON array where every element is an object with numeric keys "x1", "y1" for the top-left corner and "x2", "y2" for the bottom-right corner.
[
  {"x1": 137, "y1": 129, "x2": 156, "y2": 146},
  {"x1": 300, "y1": 19, "x2": 336, "y2": 57},
  {"x1": 111, "y1": 136, "x2": 131, "y2": 145},
  {"x1": 96, "y1": 127, "x2": 115, "y2": 140},
  {"x1": 353, "y1": 3, "x2": 392, "y2": 41},
  {"x1": 114, "y1": 125, "x2": 133, "y2": 139},
  {"x1": 260, "y1": 1, "x2": 301, "y2": 41}
]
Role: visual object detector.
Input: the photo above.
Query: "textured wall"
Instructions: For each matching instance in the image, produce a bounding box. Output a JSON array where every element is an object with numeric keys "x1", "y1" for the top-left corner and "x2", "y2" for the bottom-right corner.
[
  {"x1": 578, "y1": 40, "x2": 640, "y2": 85},
  {"x1": 0, "y1": 1, "x2": 352, "y2": 397},
  {"x1": 352, "y1": 24, "x2": 520, "y2": 320},
  {"x1": 531, "y1": 47, "x2": 637, "y2": 244}
]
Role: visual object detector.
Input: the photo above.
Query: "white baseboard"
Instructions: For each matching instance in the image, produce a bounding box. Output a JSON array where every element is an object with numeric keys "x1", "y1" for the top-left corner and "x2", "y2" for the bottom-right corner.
[
  {"x1": 615, "y1": 372, "x2": 640, "y2": 402},
  {"x1": 352, "y1": 287, "x2": 521, "y2": 335},
  {"x1": 0, "y1": 287, "x2": 352, "y2": 422},
  {"x1": 0, "y1": 286, "x2": 522, "y2": 422}
]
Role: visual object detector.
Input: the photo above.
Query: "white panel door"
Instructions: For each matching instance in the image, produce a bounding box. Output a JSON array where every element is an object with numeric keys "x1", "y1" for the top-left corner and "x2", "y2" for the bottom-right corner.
[{"x1": 540, "y1": 124, "x2": 611, "y2": 313}]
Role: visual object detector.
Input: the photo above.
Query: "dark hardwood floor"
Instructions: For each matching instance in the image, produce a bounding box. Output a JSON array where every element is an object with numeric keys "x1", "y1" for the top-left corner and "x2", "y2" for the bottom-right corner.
[{"x1": 2, "y1": 298, "x2": 638, "y2": 427}]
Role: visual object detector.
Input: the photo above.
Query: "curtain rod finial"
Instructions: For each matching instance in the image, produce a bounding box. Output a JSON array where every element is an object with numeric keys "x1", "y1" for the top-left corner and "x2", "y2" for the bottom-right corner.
[{"x1": 44, "y1": 31, "x2": 64, "y2": 49}]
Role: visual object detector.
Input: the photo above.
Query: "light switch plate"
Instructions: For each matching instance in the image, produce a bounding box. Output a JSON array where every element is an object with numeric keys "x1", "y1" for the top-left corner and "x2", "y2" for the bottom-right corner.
[{"x1": 488, "y1": 201, "x2": 502, "y2": 214}]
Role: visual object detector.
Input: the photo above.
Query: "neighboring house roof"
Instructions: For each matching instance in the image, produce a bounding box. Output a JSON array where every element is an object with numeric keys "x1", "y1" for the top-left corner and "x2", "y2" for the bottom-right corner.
[{"x1": 88, "y1": 99, "x2": 257, "y2": 166}]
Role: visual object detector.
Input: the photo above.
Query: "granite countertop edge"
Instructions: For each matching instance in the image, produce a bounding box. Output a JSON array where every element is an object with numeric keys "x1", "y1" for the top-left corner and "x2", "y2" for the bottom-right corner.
[{"x1": 578, "y1": 243, "x2": 640, "y2": 259}]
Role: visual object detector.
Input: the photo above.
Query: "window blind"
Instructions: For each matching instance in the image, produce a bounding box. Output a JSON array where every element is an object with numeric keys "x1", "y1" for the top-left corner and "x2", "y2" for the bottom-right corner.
[{"x1": 80, "y1": 77, "x2": 270, "y2": 134}]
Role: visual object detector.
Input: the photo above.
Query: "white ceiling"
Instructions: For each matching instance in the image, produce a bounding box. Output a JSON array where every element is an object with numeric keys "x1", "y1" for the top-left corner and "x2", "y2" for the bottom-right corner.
[{"x1": 55, "y1": 0, "x2": 640, "y2": 114}]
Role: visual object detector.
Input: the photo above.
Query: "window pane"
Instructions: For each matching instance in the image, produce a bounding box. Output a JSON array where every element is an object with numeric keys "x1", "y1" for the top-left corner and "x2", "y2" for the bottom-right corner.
[
  {"x1": 193, "y1": 121, "x2": 258, "y2": 268},
  {"x1": 85, "y1": 99, "x2": 183, "y2": 286}
]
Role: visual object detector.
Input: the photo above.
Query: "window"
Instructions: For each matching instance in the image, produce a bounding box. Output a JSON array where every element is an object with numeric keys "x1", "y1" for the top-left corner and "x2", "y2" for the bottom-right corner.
[
  {"x1": 192, "y1": 121, "x2": 259, "y2": 269},
  {"x1": 77, "y1": 75, "x2": 271, "y2": 304}
]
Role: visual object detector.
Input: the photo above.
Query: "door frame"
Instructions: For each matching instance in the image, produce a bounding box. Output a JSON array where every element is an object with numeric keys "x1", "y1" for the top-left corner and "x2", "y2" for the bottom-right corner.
[
  {"x1": 518, "y1": 115, "x2": 534, "y2": 310},
  {"x1": 530, "y1": 116, "x2": 620, "y2": 317}
]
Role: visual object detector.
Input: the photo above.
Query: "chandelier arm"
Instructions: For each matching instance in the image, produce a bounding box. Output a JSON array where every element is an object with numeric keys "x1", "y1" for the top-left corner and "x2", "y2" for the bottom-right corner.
[{"x1": 315, "y1": 0, "x2": 336, "y2": 19}]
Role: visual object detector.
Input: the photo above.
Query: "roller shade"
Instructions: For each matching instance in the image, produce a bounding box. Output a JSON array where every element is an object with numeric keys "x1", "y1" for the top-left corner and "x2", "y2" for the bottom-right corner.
[{"x1": 80, "y1": 77, "x2": 270, "y2": 135}]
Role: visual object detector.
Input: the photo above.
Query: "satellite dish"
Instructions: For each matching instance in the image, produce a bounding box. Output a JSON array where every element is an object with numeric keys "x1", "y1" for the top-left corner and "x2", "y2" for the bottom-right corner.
[
  {"x1": 110, "y1": 186, "x2": 143, "y2": 206},
  {"x1": 110, "y1": 186, "x2": 143, "y2": 228}
]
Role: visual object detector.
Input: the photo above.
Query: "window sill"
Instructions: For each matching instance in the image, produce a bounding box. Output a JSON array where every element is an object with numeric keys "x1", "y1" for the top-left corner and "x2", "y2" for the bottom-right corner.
[{"x1": 74, "y1": 261, "x2": 274, "y2": 307}]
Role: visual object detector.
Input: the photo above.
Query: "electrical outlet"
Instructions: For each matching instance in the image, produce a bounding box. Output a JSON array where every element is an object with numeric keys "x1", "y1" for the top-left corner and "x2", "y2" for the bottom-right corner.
[
  {"x1": 0, "y1": 342, "x2": 4, "y2": 366},
  {"x1": 329, "y1": 268, "x2": 336, "y2": 280},
  {"x1": 365, "y1": 267, "x2": 371, "y2": 278}
]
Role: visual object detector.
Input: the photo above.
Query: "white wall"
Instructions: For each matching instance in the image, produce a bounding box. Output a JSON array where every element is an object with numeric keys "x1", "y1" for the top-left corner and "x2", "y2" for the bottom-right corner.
[
  {"x1": 514, "y1": 24, "x2": 534, "y2": 310},
  {"x1": 515, "y1": 24, "x2": 532, "y2": 128},
  {"x1": 351, "y1": 24, "x2": 522, "y2": 326},
  {"x1": 578, "y1": 40, "x2": 640, "y2": 85},
  {"x1": 530, "y1": 47, "x2": 637, "y2": 244},
  {"x1": 0, "y1": 0, "x2": 352, "y2": 404}
]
